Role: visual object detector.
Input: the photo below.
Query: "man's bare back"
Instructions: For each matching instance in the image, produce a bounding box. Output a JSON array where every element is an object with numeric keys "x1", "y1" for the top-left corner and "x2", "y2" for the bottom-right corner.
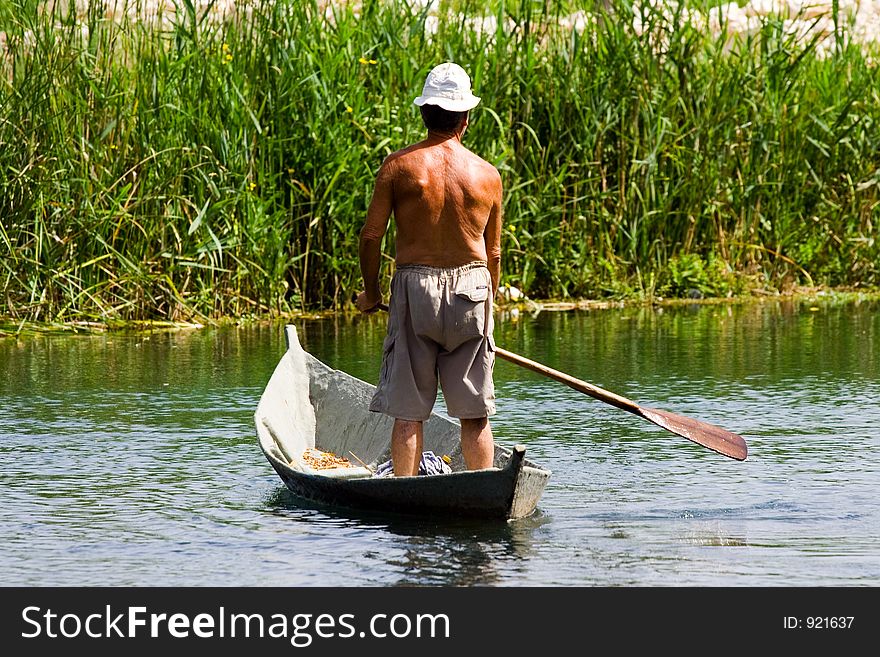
[
  {"x1": 358, "y1": 131, "x2": 503, "y2": 307},
  {"x1": 380, "y1": 137, "x2": 502, "y2": 268}
]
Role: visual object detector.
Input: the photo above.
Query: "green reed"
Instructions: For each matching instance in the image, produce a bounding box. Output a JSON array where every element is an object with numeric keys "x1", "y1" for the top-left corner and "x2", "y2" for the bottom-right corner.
[{"x1": 1, "y1": 0, "x2": 878, "y2": 323}]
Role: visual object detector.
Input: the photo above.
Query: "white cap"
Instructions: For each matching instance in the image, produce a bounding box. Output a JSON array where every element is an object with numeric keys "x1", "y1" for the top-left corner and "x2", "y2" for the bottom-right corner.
[{"x1": 413, "y1": 62, "x2": 481, "y2": 112}]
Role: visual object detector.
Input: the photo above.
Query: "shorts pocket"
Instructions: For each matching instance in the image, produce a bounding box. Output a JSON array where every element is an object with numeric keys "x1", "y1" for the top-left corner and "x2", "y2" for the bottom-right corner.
[
  {"x1": 455, "y1": 285, "x2": 489, "y2": 303},
  {"x1": 452, "y1": 284, "x2": 490, "y2": 337},
  {"x1": 378, "y1": 333, "x2": 395, "y2": 385}
]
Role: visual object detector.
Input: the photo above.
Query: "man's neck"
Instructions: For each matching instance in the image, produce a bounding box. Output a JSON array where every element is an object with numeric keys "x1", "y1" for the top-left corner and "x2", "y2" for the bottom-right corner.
[{"x1": 425, "y1": 129, "x2": 463, "y2": 144}]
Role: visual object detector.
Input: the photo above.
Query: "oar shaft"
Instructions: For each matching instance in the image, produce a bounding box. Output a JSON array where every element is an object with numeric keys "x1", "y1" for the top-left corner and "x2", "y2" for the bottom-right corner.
[
  {"x1": 496, "y1": 345, "x2": 747, "y2": 461},
  {"x1": 494, "y1": 347, "x2": 640, "y2": 414}
]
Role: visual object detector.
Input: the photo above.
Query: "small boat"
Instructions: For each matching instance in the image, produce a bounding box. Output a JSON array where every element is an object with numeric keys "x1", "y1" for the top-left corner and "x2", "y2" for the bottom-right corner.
[{"x1": 255, "y1": 325, "x2": 551, "y2": 520}]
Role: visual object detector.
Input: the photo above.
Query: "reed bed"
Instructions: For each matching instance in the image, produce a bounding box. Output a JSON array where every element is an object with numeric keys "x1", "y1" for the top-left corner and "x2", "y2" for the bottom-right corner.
[{"x1": 1, "y1": 0, "x2": 878, "y2": 323}]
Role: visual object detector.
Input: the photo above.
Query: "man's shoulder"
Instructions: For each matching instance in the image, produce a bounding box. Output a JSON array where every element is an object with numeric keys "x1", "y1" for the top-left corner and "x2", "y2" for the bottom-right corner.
[
  {"x1": 379, "y1": 143, "x2": 423, "y2": 170},
  {"x1": 464, "y1": 149, "x2": 501, "y2": 185},
  {"x1": 458, "y1": 145, "x2": 498, "y2": 171}
]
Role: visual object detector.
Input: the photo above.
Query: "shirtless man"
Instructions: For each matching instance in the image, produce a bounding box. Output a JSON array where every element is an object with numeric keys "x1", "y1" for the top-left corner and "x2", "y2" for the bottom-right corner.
[{"x1": 355, "y1": 62, "x2": 503, "y2": 476}]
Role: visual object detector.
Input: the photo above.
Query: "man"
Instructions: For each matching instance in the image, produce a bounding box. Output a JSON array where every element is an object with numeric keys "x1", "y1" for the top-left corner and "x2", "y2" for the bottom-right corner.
[{"x1": 355, "y1": 62, "x2": 503, "y2": 477}]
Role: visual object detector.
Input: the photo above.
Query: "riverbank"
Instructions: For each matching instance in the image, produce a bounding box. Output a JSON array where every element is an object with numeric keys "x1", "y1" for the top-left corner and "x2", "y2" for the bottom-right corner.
[{"x1": 3, "y1": 286, "x2": 878, "y2": 338}]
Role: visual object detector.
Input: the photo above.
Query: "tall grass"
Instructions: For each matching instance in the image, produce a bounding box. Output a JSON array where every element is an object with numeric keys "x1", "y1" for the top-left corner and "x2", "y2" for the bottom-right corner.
[{"x1": 1, "y1": 0, "x2": 878, "y2": 323}]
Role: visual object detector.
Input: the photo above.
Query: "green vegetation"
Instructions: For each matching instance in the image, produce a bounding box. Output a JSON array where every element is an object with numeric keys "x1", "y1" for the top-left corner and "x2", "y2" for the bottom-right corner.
[{"x1": 1, "y1": 0, "x2": 878, "y2": 324}]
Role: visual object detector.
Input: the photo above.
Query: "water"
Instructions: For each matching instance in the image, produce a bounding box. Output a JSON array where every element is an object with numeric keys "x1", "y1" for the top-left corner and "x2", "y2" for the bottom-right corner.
[{"x1": 1, "y1": 298, "x2": 878, "y2": 586}]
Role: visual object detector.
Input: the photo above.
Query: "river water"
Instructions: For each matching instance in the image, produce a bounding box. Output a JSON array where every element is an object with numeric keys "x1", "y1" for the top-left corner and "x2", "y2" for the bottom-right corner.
[{"x1": 2, "y1": 298, "x2": 878, "y2": 586}]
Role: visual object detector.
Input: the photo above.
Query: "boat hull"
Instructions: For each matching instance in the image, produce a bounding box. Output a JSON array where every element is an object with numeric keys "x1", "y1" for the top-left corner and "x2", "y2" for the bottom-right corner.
[{"x1": 255, "y1": 325, "x2": 551, "y2": 520}]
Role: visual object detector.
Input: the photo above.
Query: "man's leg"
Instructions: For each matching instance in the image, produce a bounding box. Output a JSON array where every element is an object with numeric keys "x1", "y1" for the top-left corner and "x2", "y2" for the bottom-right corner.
[
  {"x1": 392, "y1": 419, "x2": 423, "y2": 476},
  {"x1": 460, "y1": 417, "x2": 494, "y2": 470}
]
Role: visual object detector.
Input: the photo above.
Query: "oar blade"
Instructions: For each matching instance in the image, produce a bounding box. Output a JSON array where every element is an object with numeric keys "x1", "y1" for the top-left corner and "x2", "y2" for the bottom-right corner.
[{"x1": 640, "y1": 407, "x2": 748, "y2": 461}]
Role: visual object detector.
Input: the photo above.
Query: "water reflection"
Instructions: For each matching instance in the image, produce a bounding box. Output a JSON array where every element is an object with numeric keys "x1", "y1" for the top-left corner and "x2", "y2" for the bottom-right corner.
[{"x1": 265, "y1": 488, "x2": 546, "y2": 586}]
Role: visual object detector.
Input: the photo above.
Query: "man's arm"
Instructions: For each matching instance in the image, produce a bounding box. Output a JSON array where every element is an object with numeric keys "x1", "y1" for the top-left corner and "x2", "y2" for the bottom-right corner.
[
  {"x1": 484, "y1": 169, "x2": 503, "y2": 297},
  {"x1": 356, "y1": 159, "x2": 394, "y2": 312}
]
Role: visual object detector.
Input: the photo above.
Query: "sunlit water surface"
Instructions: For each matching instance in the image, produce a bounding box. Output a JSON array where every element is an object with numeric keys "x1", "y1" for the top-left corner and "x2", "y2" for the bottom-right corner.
[{"x1": 2, "y1": 299, "x2": 878, "y2": 586}]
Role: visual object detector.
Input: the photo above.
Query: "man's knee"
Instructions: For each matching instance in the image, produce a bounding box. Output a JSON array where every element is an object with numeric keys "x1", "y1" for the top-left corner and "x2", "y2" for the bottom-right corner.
[
  {"x1": 394, "y1": 418, "x2": 422, "y2": 424},
  {"x1": 393, "y1": 418, "x2": 423, "y2": 433},
  {"x1": 460, "y1": 417, "x2": 489, "y2": 431}
]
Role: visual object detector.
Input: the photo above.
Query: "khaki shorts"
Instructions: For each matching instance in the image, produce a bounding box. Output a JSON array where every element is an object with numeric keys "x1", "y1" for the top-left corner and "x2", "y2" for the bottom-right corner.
[{"x1": 369, "y1": 262, "x2": 496, "y2": 422}]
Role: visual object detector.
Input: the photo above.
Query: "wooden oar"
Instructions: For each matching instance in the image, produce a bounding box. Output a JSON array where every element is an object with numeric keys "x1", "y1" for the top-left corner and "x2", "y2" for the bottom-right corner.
[
  {"x1": 371, "y1": 302, "x2": 747, "y2": 461},
  {"x1": 493, "y1": 347, "x2": 748, "y2": 461}
]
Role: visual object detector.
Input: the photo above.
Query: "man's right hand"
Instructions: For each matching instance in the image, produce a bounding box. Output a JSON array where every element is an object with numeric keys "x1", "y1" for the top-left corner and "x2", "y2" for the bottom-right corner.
[{"x1": 355, "y1": 291, "x2": 382, "y2": 314}]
